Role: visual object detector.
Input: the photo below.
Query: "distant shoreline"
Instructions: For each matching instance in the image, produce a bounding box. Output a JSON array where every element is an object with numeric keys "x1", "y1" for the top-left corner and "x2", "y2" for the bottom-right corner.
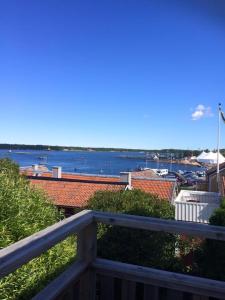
[
  {"x1": 0, "y1": 143, "x2": 204, "y2": 154},
  {"x1": 0, "y1": 144, "x2": 223, "y2": 164}
]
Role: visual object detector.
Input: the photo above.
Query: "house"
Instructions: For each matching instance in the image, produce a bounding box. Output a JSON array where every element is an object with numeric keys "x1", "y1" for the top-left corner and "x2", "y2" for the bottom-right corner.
[
  {"x1": 206, "y1": 162, "x2": 225, "y2": 192},
  {"x1": 220, "y1": 176, "x2": 225, "y2": 197},
  {"x1": 25, "y1": 167, "x2": 177, "y2": 216}
]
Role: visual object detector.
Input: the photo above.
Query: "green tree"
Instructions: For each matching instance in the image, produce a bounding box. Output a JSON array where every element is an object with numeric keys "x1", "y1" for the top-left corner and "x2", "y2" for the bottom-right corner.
[
  {"x1": 0, "y1": 157, "x2": 20, "y2": 177},
  {"x1": 0, "y1": 159, "x2": 74, "y2": 299},
  {"x1": 88, "y1": 189, "x2": 183, "y2": 272}
]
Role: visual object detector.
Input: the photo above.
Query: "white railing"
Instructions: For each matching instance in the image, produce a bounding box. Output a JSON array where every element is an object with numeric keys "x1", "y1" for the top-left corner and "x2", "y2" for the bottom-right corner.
[
  {"x1": 174, "y1": 190, "x2": 220, "y2": 223},
  {"x1": 175, "y1": 202, "x2": 219, "y2": 223}
]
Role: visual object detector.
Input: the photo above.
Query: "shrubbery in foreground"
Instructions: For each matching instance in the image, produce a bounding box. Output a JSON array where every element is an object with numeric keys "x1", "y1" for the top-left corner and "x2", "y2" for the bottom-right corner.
[
  {"x1": 0, "y1": 159, "x2": 75, "y2": 299},
  {"x1": 88, "y1": 189, "x2": 184, "y2": 272},
  {"x1": 193, "y1": 198, "x2": 225, "y2": 281}
]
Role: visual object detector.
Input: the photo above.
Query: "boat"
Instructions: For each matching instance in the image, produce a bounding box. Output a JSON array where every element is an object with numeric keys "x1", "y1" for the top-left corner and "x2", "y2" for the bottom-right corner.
[
  {"x1": 38, "y1": 156, "x2": 48, "y2": 164},
  {"x1": 151, "y1": 169, "x2": 169, "y2": 176}
]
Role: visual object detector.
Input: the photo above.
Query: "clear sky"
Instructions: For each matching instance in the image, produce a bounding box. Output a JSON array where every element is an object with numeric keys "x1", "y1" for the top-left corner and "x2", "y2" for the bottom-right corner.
[{"x1": 0, "y1": 0, "x2": 225, "y2": 150}]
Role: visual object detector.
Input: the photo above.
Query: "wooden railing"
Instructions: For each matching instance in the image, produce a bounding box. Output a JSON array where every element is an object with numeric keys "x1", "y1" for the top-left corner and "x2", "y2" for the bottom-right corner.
[{"x1": 1, "y1": 210, "x2": 225, "y2": 299}]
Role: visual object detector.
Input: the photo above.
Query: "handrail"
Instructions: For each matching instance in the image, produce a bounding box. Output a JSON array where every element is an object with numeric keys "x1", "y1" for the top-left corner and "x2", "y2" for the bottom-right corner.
[
  {"x1": 2, "y1": 210, "x2": 225, "y2": 279},
  {"x1": 93, "y1": 258, "x2": 225, "y2": 299},
  {"x1": 2, "y1": 210, "x2": 225, "y2": 299},
  {"x1": 93, "y1": 210, "x2": 225, "y2": 240},
  {"x1": 32, "y1": 260, "x2": 89, "y2": 300},
  {"x1": 0, "y1": 210, "x2": 93, "y2": 278}
]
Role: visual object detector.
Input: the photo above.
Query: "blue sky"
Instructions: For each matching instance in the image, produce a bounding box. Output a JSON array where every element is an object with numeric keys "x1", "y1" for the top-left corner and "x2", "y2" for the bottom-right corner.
[{"x1": 0, "y1": 0, "x2": 225, "y2": 150}]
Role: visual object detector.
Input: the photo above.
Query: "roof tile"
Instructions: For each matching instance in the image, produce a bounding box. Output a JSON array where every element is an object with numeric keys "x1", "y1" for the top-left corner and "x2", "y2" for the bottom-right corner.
[{"x1": 28, "y1": 173, "x2": 176, "y2": 207}]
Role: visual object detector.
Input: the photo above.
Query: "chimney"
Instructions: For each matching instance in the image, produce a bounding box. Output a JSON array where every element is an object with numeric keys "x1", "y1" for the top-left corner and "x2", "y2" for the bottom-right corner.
[
  {"x1": 120, "y1": 172, "x2": 132, "y2": 190},
  {"x1": 52, "y1": 166, "x2": 62, "y2": 179}
]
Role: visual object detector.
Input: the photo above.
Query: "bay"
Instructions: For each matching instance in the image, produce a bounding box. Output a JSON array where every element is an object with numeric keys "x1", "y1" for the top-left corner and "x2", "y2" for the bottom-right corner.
[{"x1": 0, "y1": 150, "x2": 204, "y2": 176}]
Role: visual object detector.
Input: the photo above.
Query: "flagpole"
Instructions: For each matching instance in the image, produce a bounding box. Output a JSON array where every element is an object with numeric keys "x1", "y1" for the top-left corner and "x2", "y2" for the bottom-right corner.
[{"x1": 217, "y1": 103, "x2": 221, "y2": 191}]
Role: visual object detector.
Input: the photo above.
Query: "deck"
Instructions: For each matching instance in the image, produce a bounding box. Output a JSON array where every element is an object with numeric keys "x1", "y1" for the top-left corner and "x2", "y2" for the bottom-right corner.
[{"x1": 1, "y1": 210, "x2": 225, "y2": 299}]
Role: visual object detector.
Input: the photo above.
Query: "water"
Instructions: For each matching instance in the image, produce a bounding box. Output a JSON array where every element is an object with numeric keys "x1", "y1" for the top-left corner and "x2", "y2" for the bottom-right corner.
[{"x1": 0, "y1": 150, "x2": 204, "y2": 176}]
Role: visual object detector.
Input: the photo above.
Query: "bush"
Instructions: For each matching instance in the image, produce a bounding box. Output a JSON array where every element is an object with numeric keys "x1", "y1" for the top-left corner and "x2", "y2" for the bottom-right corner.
[
  {"x1": 193, "y1": 198, "x2": 225, "y2": 280},
  {"x1": 0, "y1": 159, "x2": 75, "y2": 299},
  {"x1": 88, "y1": 189, "x2": 183, "y2": 272}
]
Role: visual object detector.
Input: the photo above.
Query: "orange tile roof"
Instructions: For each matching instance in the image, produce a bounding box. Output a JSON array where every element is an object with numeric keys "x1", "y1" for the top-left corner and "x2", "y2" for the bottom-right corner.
[
  {"x1": 28, "y1": 172, "x2": 176, "y2": 208},
  {"x1": 30, "y1": 177, "x2": 124, "y2": 207},
  {"x1": 132, "y1": 178, "x2": 176, "y2": 200}
]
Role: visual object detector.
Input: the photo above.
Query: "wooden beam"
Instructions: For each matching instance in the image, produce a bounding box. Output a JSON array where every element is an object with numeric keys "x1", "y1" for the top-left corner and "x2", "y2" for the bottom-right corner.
[
  {"x1": 0, "y1": 210, "x2": 93, "y2": 278},
  {"x1": 32, "y1": 260, "x2": 88, "y2": 300},
  {"x1": 121, "y1": 279, "x2": 136, "y2": 300},
  {"x1": 77, "y1": 222, "x2": 97, "y2": 300},
  {"x1": 93, "y1": 211, "x2": 225, "y2": 240},
  {"x1": 99, "y1": 275, "x2": 114, "y2": 300},
  {"x1": 77, "y1": 222, "x2": 97, "y2": 263},
  {"x1": 93, "y1": 258, "x2": 225, "y2": 299},
  {"x1": 143, "y1": 284, "x2": 159, "y2": 300}
]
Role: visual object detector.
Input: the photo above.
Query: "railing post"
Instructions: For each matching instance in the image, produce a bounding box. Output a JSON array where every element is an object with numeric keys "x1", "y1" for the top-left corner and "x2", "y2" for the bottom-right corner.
[{"x1": 77, "y1": 221, "x2": 97, "y2": 300}]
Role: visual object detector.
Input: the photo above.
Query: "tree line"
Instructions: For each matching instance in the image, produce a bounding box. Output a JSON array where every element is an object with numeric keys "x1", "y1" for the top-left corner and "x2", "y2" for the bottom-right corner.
[{"x1": 1, "y1": 143, "x2": 220, "y2": 157}]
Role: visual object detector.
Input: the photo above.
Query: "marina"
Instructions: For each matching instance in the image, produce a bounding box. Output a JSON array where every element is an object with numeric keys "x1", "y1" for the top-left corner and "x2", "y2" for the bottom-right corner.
[{"x1": 0, "y1": 149, "x2": 206, "y2": 176}]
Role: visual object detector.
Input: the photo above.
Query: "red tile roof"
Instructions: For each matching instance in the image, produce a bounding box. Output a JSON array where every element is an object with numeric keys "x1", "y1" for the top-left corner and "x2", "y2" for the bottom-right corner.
[
  {"x1": 28, "y1": 172, "x2": 176, "y2": 208},
  {"x1": 132, "y1": 178, "x2": 175, "y2": 200},
  {"x1": 30, "y1": 177, "x2": 124, "y2": 207}
]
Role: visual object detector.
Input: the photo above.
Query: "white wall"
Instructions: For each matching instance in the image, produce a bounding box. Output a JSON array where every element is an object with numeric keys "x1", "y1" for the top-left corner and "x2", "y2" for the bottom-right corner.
[{"x1": 174, "y1": 190, "x2": 220, "y2": 224}]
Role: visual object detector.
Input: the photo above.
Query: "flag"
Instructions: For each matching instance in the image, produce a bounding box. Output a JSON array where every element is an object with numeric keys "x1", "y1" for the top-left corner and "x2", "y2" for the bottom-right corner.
[
  {"x1": 219, "y1": 103, "x2": 225, "y2": 123},
  {"x1": 221, "y1": 110, "x2": 225, "y2": 123},
  {"x1": 217, "y1": 103, "x2": 223, "y2": 191}
]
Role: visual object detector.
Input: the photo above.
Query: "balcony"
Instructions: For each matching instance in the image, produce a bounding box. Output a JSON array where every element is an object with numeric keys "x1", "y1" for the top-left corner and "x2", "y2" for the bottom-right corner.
[{"x1": 1, "y1": 210, "x2": 225, "y2": 299}]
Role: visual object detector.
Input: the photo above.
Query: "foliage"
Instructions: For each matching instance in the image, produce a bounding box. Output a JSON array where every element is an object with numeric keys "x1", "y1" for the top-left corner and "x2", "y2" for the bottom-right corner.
[
  {"x1": 0, "y1": 157, "x2": 20, "y2": 178},
  {"x1": 193, "y1": 198, "x2": 225, "y2": 280},
  {"x1": 0, "y1": 159, "x2": 75, "y2": 299},
  {"x1": 88, "y1": 189, "x2": 184, "y2": 272},
  {"x1": 0, "y1": 237, "x2": 75, "y2": 300}
]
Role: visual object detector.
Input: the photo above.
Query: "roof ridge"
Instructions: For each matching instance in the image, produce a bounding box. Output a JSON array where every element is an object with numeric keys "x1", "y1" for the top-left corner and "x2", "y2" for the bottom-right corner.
[
  {"x1": 61, "y1": 171, "x2": 120, "y2": 178},
  {"x1": 27, "y1": 175, "x2": 125, "y2": 185},
  {"x1": 132, "y1": 176, "x2": 176, "y2": 182}
]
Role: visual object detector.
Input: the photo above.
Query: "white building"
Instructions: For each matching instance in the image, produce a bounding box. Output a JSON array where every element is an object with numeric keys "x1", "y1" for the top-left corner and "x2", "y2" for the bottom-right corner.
[
  {"x1": 174, "y1": 190, "x2": 220, "y2": 224},
  {"x1": 197, "y1": 151, "x2": 225, "y2": 164}
]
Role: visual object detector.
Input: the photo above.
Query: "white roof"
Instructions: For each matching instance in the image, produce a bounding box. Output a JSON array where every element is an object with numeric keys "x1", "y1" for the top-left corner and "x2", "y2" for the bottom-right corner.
[
  {"x1": 196, "y1": 151, "x2": 207, "y2": 160},
  {"x1": 197, "y1": 151, "x2": 225, "y2": 164},
  {"x1": 175, "y1": 190, "x2": 220, "y2": 204}
]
